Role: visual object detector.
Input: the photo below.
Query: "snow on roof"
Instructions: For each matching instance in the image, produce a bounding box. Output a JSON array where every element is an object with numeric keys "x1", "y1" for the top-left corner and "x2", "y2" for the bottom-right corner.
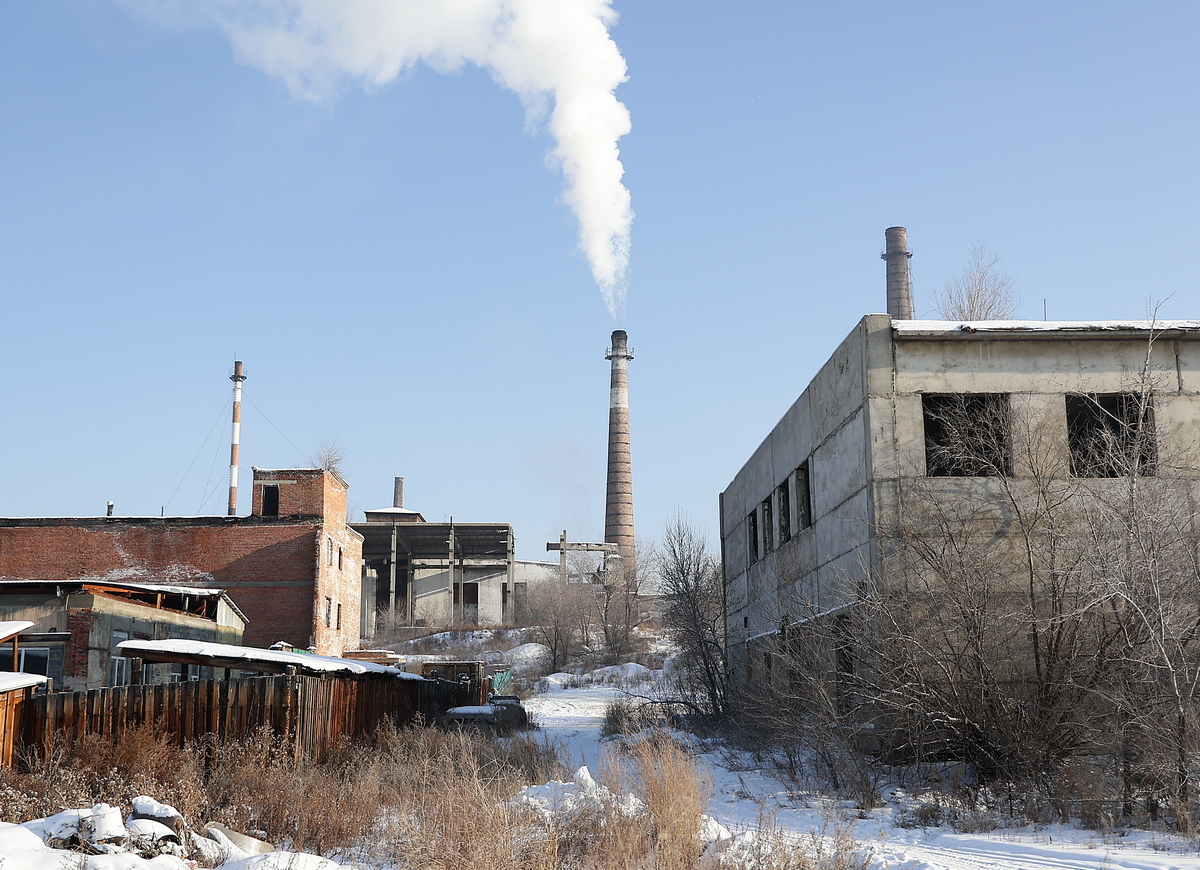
[
  {"x1": 0, "y1": 579, "x2": 226, "y2": 595},
  {"x1": 0, "y1": 620, "x2": 35, "y2": 642},
  {"x1": 365, "y1": 506, "x2": 422, "y2": 514},
  {"x1": 0, "y1": 672, "x2": 48, "y2": 693},
  {"x1": 116, "y1": 639, "x2": 423, "y2": 679},
  {"x1": 895, "y1": 319, "x2": 1200, "y2": 334}
]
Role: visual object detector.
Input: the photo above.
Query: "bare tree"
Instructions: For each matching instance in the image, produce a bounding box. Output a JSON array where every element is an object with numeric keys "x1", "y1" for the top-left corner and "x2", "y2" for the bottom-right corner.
[
  {"x1": 310, "y1": 439, "x2": 346, "y2": 476},
  {"x1": 657, "y1": 514, "x2": 727, "y2": 716},
  {"x1": 523, "y1": 577, "x2": 591, "y2": 673},
  {"x1": 932, "y1": 242, "x2": 1018, "y2": 320},
  {"x1": 589, "y1": 538, "x2": 652, "y2": 666}
]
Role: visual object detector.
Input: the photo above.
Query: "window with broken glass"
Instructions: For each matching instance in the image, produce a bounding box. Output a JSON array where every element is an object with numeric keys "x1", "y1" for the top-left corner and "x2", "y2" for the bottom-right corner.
[{"x1": 922, "y1": 393, "x2": 1012, "y2": 476}]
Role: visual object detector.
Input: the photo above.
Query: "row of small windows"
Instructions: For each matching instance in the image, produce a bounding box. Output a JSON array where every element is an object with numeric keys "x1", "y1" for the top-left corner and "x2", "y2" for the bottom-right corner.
[
  {"x1": 748, "y1": 461, "x2": 812, "y2": 566},
  {"x1": 744, "y1": 391, "x2": 1154, "y2": 568},
  {"x1": 922, "y1": 391, "x2": 1156, "y2": 478}
]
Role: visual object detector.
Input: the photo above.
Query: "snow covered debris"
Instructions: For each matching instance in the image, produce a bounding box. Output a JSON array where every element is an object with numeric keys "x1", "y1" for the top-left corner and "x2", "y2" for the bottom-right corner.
[
  {"x1": 510, "y1": 766, "x2": 731, "y2": 849},
  {"x1": 23, "y1": 804, "x2": 126, "y2": 844},
  {"x1": 7, "y1": 799, "x2": 334, "y2": 870},
  {"x1": 511, "y1": 765, "x2": 644, "y2": 822},
  {"x1": 128, "y1": 796, "x2": 184, "y2": 835}
]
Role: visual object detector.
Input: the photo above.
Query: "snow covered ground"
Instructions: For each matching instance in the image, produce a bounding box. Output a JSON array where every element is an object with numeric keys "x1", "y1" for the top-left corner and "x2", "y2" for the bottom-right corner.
[
  {"x1": 5, "y1": 655, "x2": 1200, "y2": 870},
  {"x1": 525, "y1": 672, "x2": 1200, "y2": 870}
]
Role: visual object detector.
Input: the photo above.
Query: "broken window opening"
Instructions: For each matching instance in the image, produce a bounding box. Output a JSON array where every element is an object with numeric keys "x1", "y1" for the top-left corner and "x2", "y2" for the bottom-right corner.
[
  {"x1": 747, "y1": 510, "x2": 759, "y2": 566},
  {"x1": 262, "y1": 485, "x2": 279, "y2": 517},
  {"x1": 922, "y1": 393, "x2": 1012, "y2": 477},
  {"x1": 777, "y1": 479, "x2": 791, "y2": 544},
  {"x1": 761, "y1": 497, "x2": 774, "y2": 555},
  {"x1": 795, "y1": 462, "x2": 812, "y2": 530},
  {"x1": 1066, "y1": 392, "x2": 1156, "y2": 477}
]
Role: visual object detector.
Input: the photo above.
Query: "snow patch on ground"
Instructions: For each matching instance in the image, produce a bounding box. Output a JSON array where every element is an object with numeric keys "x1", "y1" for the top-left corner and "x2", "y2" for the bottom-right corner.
[{"x1": 526, "y1": 663, "x2": 1200, "y2": 870}]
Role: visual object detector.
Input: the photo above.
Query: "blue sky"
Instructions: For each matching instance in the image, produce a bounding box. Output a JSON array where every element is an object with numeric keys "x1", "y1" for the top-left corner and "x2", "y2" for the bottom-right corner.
[{"x1": 1, "y1": 2, "x2": 1197, "y2": 560}]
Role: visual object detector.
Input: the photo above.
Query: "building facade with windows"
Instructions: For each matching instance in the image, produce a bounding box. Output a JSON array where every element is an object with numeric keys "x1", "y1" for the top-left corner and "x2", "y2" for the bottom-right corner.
[
  {"x1": 0, "y1": 580, "x2": 246, "y2": 691},
  {"x1": 0, "y1": 468, "x2": 362, "y2": 657},
  {"x1": 720, "y1": 314, "x2": 1200, "y2": 677}
]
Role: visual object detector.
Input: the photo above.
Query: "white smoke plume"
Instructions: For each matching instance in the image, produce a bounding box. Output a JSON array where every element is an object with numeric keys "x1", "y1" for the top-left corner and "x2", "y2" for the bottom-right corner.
[{"x1": 128, "y1": 0, "x2": 634, "y2": 316}]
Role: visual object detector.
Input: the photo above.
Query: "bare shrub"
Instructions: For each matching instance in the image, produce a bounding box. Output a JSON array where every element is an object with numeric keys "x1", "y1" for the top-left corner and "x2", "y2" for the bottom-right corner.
[{"x1": 625, "y1": 736, "x2": 710, "y2": 868}]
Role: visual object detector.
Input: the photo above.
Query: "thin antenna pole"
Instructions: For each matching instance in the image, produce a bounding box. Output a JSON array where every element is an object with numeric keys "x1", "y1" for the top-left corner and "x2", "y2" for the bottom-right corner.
[{"x1": 228, "y1": 361, "x2": 247, "y2": 516}]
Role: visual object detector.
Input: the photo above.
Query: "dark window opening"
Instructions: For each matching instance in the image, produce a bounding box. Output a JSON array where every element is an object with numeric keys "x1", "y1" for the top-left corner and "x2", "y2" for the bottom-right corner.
[
  {"x1": 761, "y1": 498, "x2": 773, "y2": 555},
  {"x1": 1066, "y1": 392, "x2": 1156, "y2": 477},
  {"x1": 795, "y1": 462, "x2": 812, "y2": 530},
  {"x1": 336, "y1": 602, "x2": 342, "y2": 630},
  {"x1": 923, "y1": 393, "x2": 1011, "y2": 476},
  {"x1": 747, "y1": 511, "x2": 759, "y2": 565},
  {"x1": 777, "y1": 479, "x2": 791, "y2": 544},
  {"x1": 262, "y1": 485, "x2": 280, "y2": 517}
]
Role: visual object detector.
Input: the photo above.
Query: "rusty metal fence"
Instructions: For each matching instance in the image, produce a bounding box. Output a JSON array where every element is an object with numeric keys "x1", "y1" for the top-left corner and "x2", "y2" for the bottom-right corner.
[{"x1": 12, "y1": 675, "x2": 467, "y2": 764}]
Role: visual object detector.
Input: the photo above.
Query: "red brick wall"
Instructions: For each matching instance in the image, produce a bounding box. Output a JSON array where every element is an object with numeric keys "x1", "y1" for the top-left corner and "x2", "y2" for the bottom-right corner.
[
  {"x1": 250, "y1": 468, "x2": 346, "y2": 523},
  {"x1": 64, "y1": 608, "x2": 94, "y2": 680},
  {"x1": 312, "y1": 521, "x2": 364, "y2": 654},
  {"x1": 0, "y1": 522, "x2": 321, "y2": 651}
]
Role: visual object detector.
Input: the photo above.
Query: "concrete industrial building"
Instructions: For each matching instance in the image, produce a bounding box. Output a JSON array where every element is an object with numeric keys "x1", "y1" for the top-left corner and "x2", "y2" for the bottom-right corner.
[
  {"x1": 354, "y1": 478, "x2": 517, "y2": 633},
  {"x1": 0, "y1": 468, "x2": 363, "y2": 657},
  {"x1": 720, "y1": 231, "x2": 1200, "y2": 678}
]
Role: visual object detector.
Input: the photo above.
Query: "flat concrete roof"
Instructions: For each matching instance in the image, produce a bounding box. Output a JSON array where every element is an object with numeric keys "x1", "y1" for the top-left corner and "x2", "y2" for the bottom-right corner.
[{"x1": 353, "y1": 522, "x2": 512, "y2": 561}]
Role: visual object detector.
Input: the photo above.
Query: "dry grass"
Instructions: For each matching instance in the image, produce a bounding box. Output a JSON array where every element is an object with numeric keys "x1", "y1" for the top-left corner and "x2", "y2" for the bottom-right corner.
[{"x1": 2, "y1": 723, "x2": 868, "y2": 869}]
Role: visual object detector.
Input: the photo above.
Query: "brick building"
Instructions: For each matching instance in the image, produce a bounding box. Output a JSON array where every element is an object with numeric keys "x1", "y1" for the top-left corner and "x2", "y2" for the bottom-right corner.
[
  {"x1": 0, "y1": 468, "x2": 363, "y2": 656},
  {"x1": 0, "y1": 581, "x2": 246, "y2": 691}
]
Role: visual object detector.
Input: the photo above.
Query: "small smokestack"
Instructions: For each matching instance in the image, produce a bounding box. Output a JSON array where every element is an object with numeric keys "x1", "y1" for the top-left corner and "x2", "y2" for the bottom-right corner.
[
  {"x1": 228, "y1": 361, "x2": 247, "y2": 516},
  {"x1": 106, "y1": 501, "x2": 114, "y2": 517},
  {"x1": 393, "y1": 477, "x2": 405, "y2": 509},
  {"x1": 882, "y1": 226, "x2": 913, "y2": 320},
  {"x1": 604, "y1": 330, "x2": 635, "y2": 570}
]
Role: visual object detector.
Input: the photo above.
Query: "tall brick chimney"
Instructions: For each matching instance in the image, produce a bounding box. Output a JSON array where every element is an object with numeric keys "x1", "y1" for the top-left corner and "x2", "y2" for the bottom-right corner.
[
  {"x1": 882, "y1": 226, "x2": 913, "y2": 320},
  {"x1": 604, "y1": 330, "x2": 635, "y2": 571}
]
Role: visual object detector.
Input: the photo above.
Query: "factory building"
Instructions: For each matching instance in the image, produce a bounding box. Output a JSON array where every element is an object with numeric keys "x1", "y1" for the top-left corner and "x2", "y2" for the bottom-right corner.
[
  {"x1": 721, "y1": 229, "x2": 1200, "y2": 679},
  {"x1": 354, "y1": 478, "x2": 516, "y2": 634},
  {"x1": 0, "y1": 468, "x2": 362, "y2": 657}
]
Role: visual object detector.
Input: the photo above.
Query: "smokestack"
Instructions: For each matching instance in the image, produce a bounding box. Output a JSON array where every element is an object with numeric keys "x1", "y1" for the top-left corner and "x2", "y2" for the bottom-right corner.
[
  {"x1": 882, "y1": 226, "x2": 913, "y2": 319},
  {"x1": 604, "y1": 330, "x2": 635, "y2": 570},
  {"x1": 227, "y1": 361, "x2": 247, "y2": 516},
  {"x1": 393, "y1": 477, "x2": 405, "y2": 509}
]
